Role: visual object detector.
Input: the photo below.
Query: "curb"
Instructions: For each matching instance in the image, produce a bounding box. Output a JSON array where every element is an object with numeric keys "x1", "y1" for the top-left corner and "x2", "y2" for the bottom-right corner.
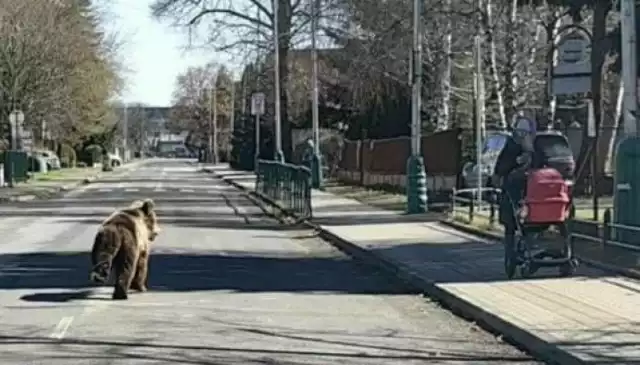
[
  {"x1": 440, "y1": 219, "x2": 640, "y2": 280},
  {"x1": 209, "y1": 171, "x2": 583, "y2": 365}
]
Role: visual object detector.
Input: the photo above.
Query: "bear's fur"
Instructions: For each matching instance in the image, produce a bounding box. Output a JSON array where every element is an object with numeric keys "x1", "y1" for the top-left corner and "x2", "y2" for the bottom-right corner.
[{"x1": 89, "y1": 199, "x2": 160, "y2": 300}]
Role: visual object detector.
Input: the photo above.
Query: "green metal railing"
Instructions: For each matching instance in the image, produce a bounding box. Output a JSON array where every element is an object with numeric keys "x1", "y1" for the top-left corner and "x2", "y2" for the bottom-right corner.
[{"x1": 255, "y1": 160, "x2": 312, "y2": 219}]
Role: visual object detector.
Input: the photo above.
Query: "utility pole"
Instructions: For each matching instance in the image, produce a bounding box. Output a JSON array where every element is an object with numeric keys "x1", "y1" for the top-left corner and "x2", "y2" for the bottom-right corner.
[
  {"x1": 230, "y1": 78, "x2": 236, "y2": 136},
  {"x1": 621, "y1": 0, "x2": 638, "y2": 136},
  {"x1": 471, "y1": 0, "x2": 486, "y2": 208},
  {"x1": 309, "y1": 0, "x2": 323, "y2": 188},
  {"x1": 123, "y1": 102, "x2": 128, "y2": 161},
  {"x1": 273, "y1": 0, "x2": 284, "y2": 162},
  {"x1": 213, "y1": 74, "x2": 219, "y2": 164},
  {"x1": 406, "y1": 0, "x2": 428, "y2": 214},
  {"x1": 473, "y1": 34, "x2": 484, "y2": 208},
  {"x1": 208, "y1": 85, "x2": 213, "y2": 163}
]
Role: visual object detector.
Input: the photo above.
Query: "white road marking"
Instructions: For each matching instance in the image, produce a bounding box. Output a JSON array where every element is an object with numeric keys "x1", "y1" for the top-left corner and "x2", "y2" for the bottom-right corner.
[
  {"x1": 180, "y1": 189, "x2": 195, "y2": 193},
  {"x1": 98, "y1": 188, "x2": 112, "y2": 192},
  {"x1": 125, "y1": 188, "x2": 139, "y2": 192},
  {"x1": 50, "y1": 316, "x2": 74, "y2": 339}
]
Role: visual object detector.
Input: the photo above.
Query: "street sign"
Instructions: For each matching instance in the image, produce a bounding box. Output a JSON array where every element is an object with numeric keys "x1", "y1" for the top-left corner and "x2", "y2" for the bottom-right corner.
[
  {"x1": 9, "y1": 110, "x2": 24, "y2": 125},
  {"x1": 251, "y1": 93, "x2": 265, "y2": 116},
  {"x1": 552, "y1": 31, "x2": 592, "y2": 95}
]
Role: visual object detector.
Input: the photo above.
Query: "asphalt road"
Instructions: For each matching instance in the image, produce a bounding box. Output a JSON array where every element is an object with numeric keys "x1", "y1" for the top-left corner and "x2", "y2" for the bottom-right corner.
[{"x1": 0, "y1": 158, "x2": 541, "y2": 364}]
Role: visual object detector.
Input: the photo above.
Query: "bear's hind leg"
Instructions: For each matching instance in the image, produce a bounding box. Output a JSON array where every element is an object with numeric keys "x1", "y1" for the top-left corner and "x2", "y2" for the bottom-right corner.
[
  {"x1": 131, "y1": 251, "x2": 149, "y2": 292},
  {"x1": 112, "y1": 244, "x2": 138, "y2": 300}
]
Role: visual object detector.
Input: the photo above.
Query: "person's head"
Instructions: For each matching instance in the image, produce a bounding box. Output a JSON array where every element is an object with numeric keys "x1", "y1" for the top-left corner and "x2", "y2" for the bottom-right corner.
[{"x1": 512, "y1": 117, "x2": 536, "y2": 150}]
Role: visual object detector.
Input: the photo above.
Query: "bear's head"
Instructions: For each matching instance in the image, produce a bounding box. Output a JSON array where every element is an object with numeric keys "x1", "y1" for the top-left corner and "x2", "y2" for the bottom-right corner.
[{"x1": 131, "y1": 198, "x2": 160, "y2": 241}]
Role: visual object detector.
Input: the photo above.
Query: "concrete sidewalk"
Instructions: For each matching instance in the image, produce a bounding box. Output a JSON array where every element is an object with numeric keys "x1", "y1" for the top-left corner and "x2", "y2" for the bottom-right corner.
[{"x1": 207, "y1": 165, "x2": 640, "y2": 365}]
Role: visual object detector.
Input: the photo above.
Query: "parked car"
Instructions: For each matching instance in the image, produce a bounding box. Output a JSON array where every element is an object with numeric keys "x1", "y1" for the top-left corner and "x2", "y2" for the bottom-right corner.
[
  {"x1": 461, "y1": 131, "x2": 511, "y2": 191},
  {"x1": 108, "y1": 153, "x2": 122, "y2": 167},
  {"x1": 31, "y1": 149, "x2": 61, "y2": 170},
  {"x1": 461, "y1": 130, "x2": 575, "y2": 192}
]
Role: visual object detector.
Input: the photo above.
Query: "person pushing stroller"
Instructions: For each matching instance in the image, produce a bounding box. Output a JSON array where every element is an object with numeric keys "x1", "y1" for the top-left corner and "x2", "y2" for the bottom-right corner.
[
  {"x1": 490, "y1": 117, "x2": 577, "y2": 278},
  {"x1": 491, "y1": 117, "x2": 537, "y2": 250}
]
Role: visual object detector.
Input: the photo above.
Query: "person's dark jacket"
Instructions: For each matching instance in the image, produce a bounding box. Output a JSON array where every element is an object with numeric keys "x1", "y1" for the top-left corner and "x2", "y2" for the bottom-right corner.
[
  {"x1": 494, "y1": 136, "x2": 524, "y2": 179},
  {"x1": 493, "y1": 136, "x2": 531, "y2": 228}
]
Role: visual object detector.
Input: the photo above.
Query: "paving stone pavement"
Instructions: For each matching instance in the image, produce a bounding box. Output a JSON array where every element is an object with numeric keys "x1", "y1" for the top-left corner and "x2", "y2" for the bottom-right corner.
[{"x1": 211, "y1": 165, "x2": 640, "y2": 365}]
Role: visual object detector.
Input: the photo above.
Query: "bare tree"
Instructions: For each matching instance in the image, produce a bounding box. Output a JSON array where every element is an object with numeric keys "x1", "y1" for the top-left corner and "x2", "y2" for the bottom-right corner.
[
  {"x1": 0, "y1": 0, "x2": 123, "y2": 148},
  {"x1": 151, "y1": 0, "x2": 322, "y2": 159},
  {"x1": 168, "y1": 62, "x2": 233, "y2": 149}
]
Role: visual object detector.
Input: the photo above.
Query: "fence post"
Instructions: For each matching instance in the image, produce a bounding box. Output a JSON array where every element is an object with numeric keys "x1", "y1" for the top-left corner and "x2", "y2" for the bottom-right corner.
[
  {"x1": 255, "y1": 161, "x2": 262, "y2": 194},
  {"x1": 489, "y1": 191, "x2": 496, "y2": 226},
  {"x1": 450, "y1": 189, "x2": 456, "y2": 218},
  {"x1": 468, "y1": 197, "x2": 475, "y2": 223},
  {"x1": 603, "y1": 208, "x2": 611, "y2": 247}
]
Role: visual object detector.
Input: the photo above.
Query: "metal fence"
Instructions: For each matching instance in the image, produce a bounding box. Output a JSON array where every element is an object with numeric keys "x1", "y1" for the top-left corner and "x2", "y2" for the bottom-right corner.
[
  {"x1": 255, "y1": 160, "x2": 312, "y2": 219},
  {"x1": 451, "y1": 187, "x2": 501, "y2": 226},
  {"x1": 569, "y1": 209, "x2": 640, "y2": 253},
  {"x1": 450, "y1": 187, "x2": 640, "y2": 254}
]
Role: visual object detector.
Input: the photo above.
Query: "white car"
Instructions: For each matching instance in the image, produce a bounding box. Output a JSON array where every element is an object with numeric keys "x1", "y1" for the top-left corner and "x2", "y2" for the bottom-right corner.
[
  {"x1": 108, "y1": 154, "x2": 122, "y2": 167},
  {"x1": 33, "y1": 150, "x2": 61, "y2": 170}
]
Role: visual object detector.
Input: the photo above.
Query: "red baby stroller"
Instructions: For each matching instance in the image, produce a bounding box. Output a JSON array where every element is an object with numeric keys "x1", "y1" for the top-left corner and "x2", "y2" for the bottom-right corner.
[{"x1": 504, "y1": 167, "x2": 578, "y2": 279}]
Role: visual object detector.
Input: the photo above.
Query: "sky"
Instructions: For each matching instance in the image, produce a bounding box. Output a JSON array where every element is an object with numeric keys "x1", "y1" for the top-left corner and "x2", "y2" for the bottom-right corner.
[{"x1": 101, "y1": 0, "x2": 232, "y2": 107}]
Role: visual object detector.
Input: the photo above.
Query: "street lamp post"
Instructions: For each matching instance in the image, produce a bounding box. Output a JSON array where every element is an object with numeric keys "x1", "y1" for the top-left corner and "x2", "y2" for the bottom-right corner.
[
  {"x1": 273, "y1": 0, "x2": 284, "y2": 162},
  {"x1": 309, "y1": 0, "x2": 323, "y2": 188},
  {"x1": 406, "y1": 0, "x2": 428, "y2": 214},
  {"x1": 208, "y1": 73, "x2": 220, "y2": 164},
  {"x1": 621, "y1": 0, "x2": 638, "y2": 136},
  {"x1": 9, "y1": 109, "x2": 24, "y2": 151},
  {"x1": 123, "y1": 103, "x2": 128, "y2": 161}
]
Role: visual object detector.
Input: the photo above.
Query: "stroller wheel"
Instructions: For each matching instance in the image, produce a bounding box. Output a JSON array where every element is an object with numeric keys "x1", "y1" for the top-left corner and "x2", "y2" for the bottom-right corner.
[
  {"x1": 559, "y1": 259, "x2": 579, "y2": 277},
  {"x1": 519, "y1": 261, "x2": 535, "y2": 279}
]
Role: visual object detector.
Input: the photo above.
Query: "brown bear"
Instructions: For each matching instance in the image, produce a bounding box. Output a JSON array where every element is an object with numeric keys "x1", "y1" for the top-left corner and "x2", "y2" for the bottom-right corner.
[{"x1": 89, "y1": 199, "x2": 160, "y2": 300}]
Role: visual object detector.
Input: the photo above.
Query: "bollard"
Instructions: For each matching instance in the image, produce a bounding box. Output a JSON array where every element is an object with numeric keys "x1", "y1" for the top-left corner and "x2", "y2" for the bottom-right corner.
[{"x1": 603, "y1": 208, "x2": 611, "y2": 247}]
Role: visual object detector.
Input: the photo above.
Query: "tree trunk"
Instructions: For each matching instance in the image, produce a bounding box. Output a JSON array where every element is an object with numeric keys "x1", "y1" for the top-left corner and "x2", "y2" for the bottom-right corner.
[
  {"x1": 604, "y1": 78, "x2": 623, "y2": 174},
  {"x1": 483, "y1": 0, "x2": 508, "y2": 129},
  {"x1": 437, "y1": 0, "x2": 452, "y2": 131},
  {"x1": 574, "y1": 0, "x2": 610, "y2": 191},
  {"x1": 502, "y1": 0, "x2": 519, "y2": 122},
  {"x1": 277, "y1": 0, "x2": 293, "y2": 161}
]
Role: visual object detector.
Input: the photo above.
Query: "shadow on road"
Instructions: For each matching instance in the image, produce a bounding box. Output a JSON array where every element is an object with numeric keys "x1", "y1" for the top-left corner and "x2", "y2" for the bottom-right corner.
[
  {"x1": 0, "y1": 334, "x2": 537, "y2": 363},
  {"x1": 3, "y1": 249, "x2": 420, "y2": 302}
]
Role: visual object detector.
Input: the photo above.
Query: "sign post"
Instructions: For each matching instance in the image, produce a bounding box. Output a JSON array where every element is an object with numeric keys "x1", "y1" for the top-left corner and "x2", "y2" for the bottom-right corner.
[
  {"x1": 251, "y1": 92, "x2": 265, "y2": 171},
  {"x1": 406, "y1": 0, "x2": 428, "y2": 214},
  {"x1": 551, "y1": 26, "x2": 596, "y2": 219}
]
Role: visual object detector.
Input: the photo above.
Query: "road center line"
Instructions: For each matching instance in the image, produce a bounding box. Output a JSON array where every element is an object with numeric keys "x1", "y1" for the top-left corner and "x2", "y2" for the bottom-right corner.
[{"x1": 50, "y1": 316, "x2": 74, "y2": 339}]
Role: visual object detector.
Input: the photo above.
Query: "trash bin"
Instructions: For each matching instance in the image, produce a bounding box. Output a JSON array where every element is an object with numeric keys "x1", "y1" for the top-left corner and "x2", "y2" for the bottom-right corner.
[{"x1": 3, "y1": 150, "x2": 29, "y2": 184}]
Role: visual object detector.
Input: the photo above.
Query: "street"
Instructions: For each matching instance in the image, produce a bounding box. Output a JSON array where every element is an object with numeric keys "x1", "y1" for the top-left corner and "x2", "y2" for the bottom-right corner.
[{"x1": 0, "y1": 159, "x2": 539, "y2": 364}]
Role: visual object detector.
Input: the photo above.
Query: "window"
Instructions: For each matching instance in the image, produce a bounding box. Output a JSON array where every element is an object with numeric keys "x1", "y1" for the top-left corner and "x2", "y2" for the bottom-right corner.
[
  {"x1": 483, "y1": 134, "x2": 507, "y2": 154},
  {"x1": 534, "y1": 134, "x2": 572, "y2": 158}
]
